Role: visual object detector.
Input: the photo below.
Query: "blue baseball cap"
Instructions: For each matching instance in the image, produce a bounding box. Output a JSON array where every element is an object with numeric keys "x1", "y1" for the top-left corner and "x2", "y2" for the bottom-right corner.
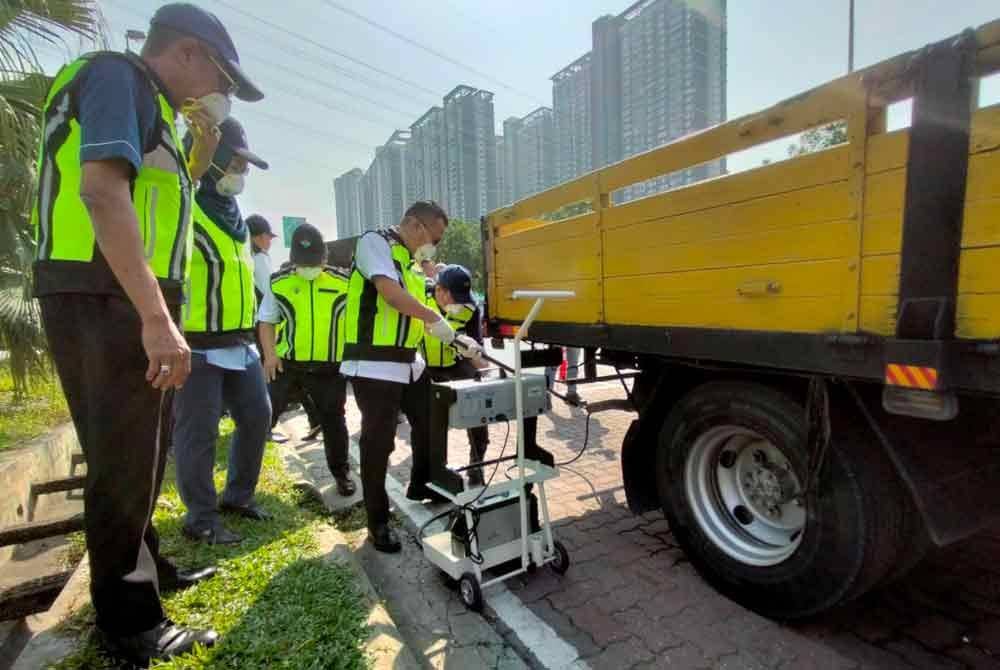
[
  {"x1": 150, "y1": 3, "x2": 263, "y2": 102},
  {"x1": 437, "y1": 265, "x2": 474, "y2": 304}
]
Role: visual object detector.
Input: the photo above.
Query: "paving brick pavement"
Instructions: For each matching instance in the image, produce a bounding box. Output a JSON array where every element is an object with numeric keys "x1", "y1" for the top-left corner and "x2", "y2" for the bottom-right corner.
[{"x1": 335, "y1": 381, "x2": 1000, "y2": 669}]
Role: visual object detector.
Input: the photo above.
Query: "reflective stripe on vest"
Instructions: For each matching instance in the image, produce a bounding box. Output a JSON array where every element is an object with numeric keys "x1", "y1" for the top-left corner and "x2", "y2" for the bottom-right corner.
[
  {"x1": 183, "y1": 202, "x2": 256, "y2": 334},
  {"x1": 271, "y1": 268, "x2": 349, "y2": 363},
  {"x1": 421, "y1": 291, "x2": 475, "y2": 368},
  {"x1": 31, "y1": 53, "x2": 193, "y2": 283},
  {"x1": 342, "y1": 230, "x2": 425, "y2": 363}
]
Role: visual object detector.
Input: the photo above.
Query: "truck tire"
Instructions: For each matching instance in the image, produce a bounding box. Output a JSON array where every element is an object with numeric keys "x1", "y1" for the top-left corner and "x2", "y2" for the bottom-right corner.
[{"x1": 655, "y1": 381, "x2": 913, "y2": 619}]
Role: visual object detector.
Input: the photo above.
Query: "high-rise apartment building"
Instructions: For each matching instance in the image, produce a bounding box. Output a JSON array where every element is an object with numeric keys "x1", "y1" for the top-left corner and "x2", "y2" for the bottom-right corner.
[
  {"x1": 591, "y1": 14, "x2": 625, "y2": 170},
  {"x1": 552, "y1": 53, "x2": 593, "y2": 184},
  {"x1": 504, "y1": 107, "x2": 556, "y2": 201},
  {"x1": 407, "y1": 107, "x2": 447, "y2": 208},
  {"x1": 617, "y1": 0, "x2": 726, "y2": 199},
  {"x1": 496, "y1": 135, "x2": 508, "y2": 207},
  {"x1": 333, "y1": 168, "x2": 364, "y2": 239},
  {"x1": 443, "y1": 85, "x2": 498, "y2": 222},
  {"x1": 370, "y1": 130, "x2": 410, "y2": 230},
  {"x1": 500, "y1": 117, "x2": 520, "y2": 206}
]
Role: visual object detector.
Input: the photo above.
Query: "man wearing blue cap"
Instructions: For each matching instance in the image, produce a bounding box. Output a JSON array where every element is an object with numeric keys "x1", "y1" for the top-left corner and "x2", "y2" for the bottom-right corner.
[
  {"x1": 174, "y1": 117, "x2": 271, "y2": 546},
  {"x1": 31, "y1": 3, "x2": 262, "y2": 664}
]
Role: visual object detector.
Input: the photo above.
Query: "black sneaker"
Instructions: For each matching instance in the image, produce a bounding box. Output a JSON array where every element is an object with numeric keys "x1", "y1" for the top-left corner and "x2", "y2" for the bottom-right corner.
[
  {"x1": 182, "y1": 524, "x2": 242, "y2": 545},
  {"x1": 369, "y1": 525, "x2": 401, "y2": 553},
  {"x1": 102, "y1": 619, "x2": 218, "y2": 665}
]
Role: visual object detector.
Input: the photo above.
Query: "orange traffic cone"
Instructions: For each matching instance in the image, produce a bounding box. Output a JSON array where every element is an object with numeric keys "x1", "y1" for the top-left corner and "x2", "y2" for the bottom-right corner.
[{"x1": 557, "y1": 348, "x2": 568, "y2": 381}]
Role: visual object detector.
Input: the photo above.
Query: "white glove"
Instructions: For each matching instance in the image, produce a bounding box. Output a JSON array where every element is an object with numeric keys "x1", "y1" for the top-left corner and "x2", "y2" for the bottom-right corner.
[
  {"x1": 454, "y1": 334, "x2": 483, "y2": 360},
  {"x1": 427, "y1": 317, "x2": 456, "y2": 344}
]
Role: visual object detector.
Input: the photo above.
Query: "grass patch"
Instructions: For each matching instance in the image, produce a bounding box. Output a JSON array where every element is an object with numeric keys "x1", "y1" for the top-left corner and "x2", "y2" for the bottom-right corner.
[
  {"x1": 0, "y1": 364, "x2": 70, "y2": 451},
  {"x1": 50, "y1": 422, "x2": 370, "y2": 670}
]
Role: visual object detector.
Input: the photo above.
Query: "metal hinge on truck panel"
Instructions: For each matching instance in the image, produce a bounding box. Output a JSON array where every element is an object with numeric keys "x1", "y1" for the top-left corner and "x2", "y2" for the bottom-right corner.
[{"x1": 884, "y1": 30, "x2": 976, "y2": 420}]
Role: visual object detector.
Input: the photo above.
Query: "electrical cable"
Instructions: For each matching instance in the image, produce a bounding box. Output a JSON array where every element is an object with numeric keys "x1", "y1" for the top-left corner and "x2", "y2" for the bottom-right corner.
[
  {"x1": 211, "y1": 0, "x2": 442, "y2": 100},
  {"x1": 321, "y1": 0, "x2": 546, "y2": 105}
]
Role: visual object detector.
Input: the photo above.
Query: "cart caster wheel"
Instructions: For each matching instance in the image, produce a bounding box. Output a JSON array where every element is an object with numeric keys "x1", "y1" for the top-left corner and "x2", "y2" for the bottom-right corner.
[
  {"x1": 458, "y1": 572, "x2": 484, "y2": 612},
  {"x1": 550, "y1": 541, "x2": 570, "y2": 575}
]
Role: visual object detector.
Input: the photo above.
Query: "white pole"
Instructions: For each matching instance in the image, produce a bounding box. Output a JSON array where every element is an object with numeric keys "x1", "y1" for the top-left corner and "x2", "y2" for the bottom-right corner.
[{"x1": 513, "y1": 297, "x2": 546, "y2": 568}]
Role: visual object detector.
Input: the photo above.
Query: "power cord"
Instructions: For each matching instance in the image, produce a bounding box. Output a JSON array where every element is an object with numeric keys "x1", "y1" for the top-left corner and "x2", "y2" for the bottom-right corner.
[{"x1": 416, "y1": 420, "x2": 512, "y2": 565}]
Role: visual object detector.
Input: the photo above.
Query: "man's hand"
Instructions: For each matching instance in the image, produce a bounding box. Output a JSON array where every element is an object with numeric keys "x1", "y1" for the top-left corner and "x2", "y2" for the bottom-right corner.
[
  {"x1": 454, "y1": 334, "x2": 483, "y2": 361},
  {"x1": 142, "y1": 313, "x2": 191, "y2": 389},
  {"x1": 182, "y1": 100, "x2": 221, "y2": 181},
  {"x1": 264, "y1": 355, "x2": 283, "y2": 382}
]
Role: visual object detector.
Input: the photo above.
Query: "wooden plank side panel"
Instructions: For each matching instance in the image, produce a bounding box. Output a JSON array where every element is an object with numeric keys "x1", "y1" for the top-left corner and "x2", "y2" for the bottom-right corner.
[
  {"x1": 860, "y1": 295, "x2": 897, "y2": 335},
  {"x1": 493, "y1": 234, "x2": 601, "y2": 286},
  {"x1": 493, "y1": 279, "x2": 603, "y2": 324},
  {"x1": 605, "y1": 260, "x2": 845, "y2": 333},
  {"x1": 603, "y1": 146, "x2": 850, "y2": 231},
  {"x1": 494, "y1": 213, "x2": 599, "y2": 251},
  {"x1": 603, "y1": 181, "x2": 852, "y2": 277},
  {"x1": 606, "y1": 220, "x2": 852, "y2": 278}
]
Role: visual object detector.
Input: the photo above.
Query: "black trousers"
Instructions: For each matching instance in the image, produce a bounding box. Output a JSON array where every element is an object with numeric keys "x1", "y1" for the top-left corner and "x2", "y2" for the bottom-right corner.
[
  {"x1": 268, "y1": 362, "x2": 349, "y2": 477},
  {"x1": 40, "y1": 294, "x2": 176, "y2": 636},
  {"x1": 269, "y1": 370, "x2": 322, "y2": 430},
  {"x1": 423, "y1": 362, "x2": 490, "y2": 482},
  {"x1": 351, "y1": 373, "x2": 430, "y2": 530}
]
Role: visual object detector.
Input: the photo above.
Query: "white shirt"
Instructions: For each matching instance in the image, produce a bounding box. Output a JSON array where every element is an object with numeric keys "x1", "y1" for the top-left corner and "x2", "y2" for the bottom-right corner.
[
  {"x1": 252, "y1": 250, "x2": 274, "y2": 320},
  {"x1": 340, "y1": 231, "x2": 425, "y2": 384}
]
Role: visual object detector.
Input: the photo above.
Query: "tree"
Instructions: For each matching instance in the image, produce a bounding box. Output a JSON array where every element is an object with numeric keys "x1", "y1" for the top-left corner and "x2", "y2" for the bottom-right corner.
[
  {"x1": 0, "y1": 0, "x2": 101, "y2": 398},
  {"x1": 787, "y1": 122, "x2": 848, "y2": 157},
  {"x1": 435, "y1": 218, "x2": 484, "y2": 293}
]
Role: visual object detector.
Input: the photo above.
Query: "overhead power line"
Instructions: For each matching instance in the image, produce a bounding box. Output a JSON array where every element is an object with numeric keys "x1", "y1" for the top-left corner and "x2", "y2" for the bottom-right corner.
[
  {"x1": 321, "y1": 0, "x2": 546, "y2": 106},
  {"x1": 211, "y1": 0, "x2": 442, "y2": 101}
]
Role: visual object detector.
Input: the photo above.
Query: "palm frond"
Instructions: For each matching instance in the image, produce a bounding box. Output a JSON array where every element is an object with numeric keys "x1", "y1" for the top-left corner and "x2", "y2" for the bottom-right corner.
[{"x1": 0, "y1": 0, "x2": 100, "y2": 73}]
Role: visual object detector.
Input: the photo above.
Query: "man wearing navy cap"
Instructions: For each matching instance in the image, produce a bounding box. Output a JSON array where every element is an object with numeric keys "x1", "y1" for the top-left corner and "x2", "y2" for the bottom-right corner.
[
  {"x1": 174, "y1": 117, "x2": 272, "y2": 547},
  {"x1": 31, "y1": 3, "x2": 262, "y2": 663}
]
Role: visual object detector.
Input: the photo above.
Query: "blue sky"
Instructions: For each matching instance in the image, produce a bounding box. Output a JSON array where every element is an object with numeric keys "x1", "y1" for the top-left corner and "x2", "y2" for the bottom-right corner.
[{"x1": 36, "y1": 0, "x2": 1000, "y2": 264}]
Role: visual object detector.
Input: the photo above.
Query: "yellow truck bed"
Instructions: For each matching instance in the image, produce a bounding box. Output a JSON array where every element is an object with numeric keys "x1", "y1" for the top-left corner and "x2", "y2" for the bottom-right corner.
[
  {"x1": 488, "y1": 21, "x2": 1000, "y2": 337},
  {"x1": 485, "y1": 20, "x2": 1000, "y2": 394}
]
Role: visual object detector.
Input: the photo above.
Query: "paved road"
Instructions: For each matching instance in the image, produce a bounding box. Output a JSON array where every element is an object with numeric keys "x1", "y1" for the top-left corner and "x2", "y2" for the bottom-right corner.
[{"x1": 341, "y1": 373, "x2": 1000, "y2": 670}]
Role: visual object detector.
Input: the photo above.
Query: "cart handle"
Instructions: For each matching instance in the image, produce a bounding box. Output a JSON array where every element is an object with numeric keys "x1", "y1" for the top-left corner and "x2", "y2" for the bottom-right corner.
[{"x1": 511, "y1": 290, "x2": 575, "y2": 300}]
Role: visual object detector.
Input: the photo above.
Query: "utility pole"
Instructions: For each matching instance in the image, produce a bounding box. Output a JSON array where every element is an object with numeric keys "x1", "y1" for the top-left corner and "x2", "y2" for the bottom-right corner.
[{"x1": 848, "y1": 0, "x2": 856, "y2": 73}]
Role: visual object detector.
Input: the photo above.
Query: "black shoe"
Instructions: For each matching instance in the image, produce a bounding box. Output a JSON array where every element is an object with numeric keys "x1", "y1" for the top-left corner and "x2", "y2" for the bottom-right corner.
[
  {"x1": 102, "y1": 619, "x2": 218, "y2": 665},
  {"x1": 467, "y1": 470, "x2": 485, "y2": 488},
  {"x1": 405, "y1": 483, "x2": 449, "y2": 504},
  {"x1": 304, "y1": 425, "x2": 322, "y2": 441},
  {"x1": 219, "y1": 502, "x2": 273, "y2": 521},
  {"x1": 369, "y1": 525, "x2": 401, "y2": 553},
  {"x1": 334, "y1": 475, "x2": 357, "y2": 497},
  {"x1": 182, "y1": 524, "x2": 242, "y2": 546},
  {"x1": 159, "y1": 566, "x2": 218, "y2": 592},
  {"x1": 565, "y1": 391, "x2": 582, "y2": 406}
]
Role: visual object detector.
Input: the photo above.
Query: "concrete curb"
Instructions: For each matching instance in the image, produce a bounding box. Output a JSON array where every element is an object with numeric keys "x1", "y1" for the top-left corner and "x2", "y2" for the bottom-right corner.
[
  {"x1": 11, "y1": 555, "x2": 91, "y2": 670},
  {"x1": 312, "y1": 525, "x2": 422, "y2": 670},
  {"x1": 280, "y1": 444, "x2": 421, "y2": 669}
]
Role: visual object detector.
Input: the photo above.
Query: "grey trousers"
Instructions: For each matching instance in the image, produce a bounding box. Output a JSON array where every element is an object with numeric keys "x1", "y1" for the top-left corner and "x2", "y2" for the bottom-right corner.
[{"x1": 173, "y1": 352, "x2": 271, "y2": 531}]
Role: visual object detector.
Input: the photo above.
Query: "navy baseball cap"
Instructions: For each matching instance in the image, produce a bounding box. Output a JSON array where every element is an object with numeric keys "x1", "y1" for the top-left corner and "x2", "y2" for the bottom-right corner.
[
  {"x1": 290, "y1": 223, "x2": 326, "y2": 266},
  {"x1": 219, "y1": 118, "x2": 268, "y2": 169},
  {"x1": 246, "y1": 214, "x2": 276, "y2": 238},
  {"x1": 437, "y1": 265, "x2": 474, "y2": 304},
  {"x1": 150, "y1": 3, "x2": 264, "y2": 102}
]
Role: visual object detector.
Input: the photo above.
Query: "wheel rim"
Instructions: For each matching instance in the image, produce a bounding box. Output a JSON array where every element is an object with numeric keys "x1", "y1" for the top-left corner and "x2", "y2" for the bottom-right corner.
[
  {"x1": 460, "y1": 580, "x2": 476, "y2": 604},
  {"x1": 684, "y1": 425, "x2": 806, "y2": 567}
]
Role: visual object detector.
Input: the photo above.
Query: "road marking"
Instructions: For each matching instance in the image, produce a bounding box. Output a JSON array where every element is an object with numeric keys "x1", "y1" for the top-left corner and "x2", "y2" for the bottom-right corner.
[{"x1": 348, "y1": 441, "x2": 592, "y2": 670}]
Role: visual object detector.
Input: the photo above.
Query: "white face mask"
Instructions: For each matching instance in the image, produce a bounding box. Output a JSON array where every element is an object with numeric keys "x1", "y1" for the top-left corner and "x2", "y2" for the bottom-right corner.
[
  {"x1": 414, "y1": 243, "x2": 436, "y2": 264},
  {"x1": 296, "y1": 266, "x2": 323, "y2": 281},
  {"x1": 198, "y1": 92, "x2": 231, "y2": 125},
  {"x1": 216, "y1": 173, "x2": 244, "y2": 196}
]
